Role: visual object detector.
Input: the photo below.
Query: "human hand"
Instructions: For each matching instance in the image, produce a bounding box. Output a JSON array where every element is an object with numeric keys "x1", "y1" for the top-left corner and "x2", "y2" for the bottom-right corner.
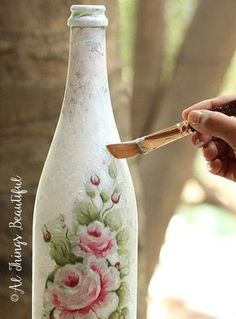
[{"x1": 182, "y1": 95, "x2": 236, "y2": 181}]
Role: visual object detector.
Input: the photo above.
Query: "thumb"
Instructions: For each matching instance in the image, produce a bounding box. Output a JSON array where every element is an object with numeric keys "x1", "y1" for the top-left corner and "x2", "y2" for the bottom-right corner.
[{"x1": 188, "y1": 110, "x2": 236, "y2": 150}]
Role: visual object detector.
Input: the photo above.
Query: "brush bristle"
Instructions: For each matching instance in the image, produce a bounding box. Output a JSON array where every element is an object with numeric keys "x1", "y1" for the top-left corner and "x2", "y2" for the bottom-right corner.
[{"x1": 106, "y1": 143, "x2": 142, "y2": 159}]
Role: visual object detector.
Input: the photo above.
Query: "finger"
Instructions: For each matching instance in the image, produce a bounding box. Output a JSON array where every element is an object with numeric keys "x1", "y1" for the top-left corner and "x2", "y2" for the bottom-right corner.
[
  {"x1": 192, "y1": 131, "x2": 212, "y2": 147},
  {"x1": 207, "y1": 158, "x2": 223, "y2": 175},
  {"x1": 182, "y1": 95, "x2": 236, "y2": 120},
  {"x1": 207, "y1": 158, "x2": 236, "y2": 182},
  {"x1": 202, "y1": 140, "x2": 228, "y2": 161},
  {"x1": 187, "y1": 110, "x2": 236, "y2": 151}
]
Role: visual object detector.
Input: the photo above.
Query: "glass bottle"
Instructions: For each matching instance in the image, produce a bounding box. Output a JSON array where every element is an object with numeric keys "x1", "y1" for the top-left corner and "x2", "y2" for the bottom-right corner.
[{"x1": 32, "y1": 5, "x2": 138, "y2": 319}]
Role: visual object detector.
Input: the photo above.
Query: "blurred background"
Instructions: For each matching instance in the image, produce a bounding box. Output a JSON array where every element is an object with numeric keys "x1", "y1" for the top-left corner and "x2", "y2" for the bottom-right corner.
[{"x1": 1, "y1": 0, "x2": 236, "y2": 318}]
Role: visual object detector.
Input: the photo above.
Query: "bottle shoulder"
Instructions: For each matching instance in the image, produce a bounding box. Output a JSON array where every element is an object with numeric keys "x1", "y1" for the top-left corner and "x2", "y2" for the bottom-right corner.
[{"x1": 34, "y1": 143, "x2": 137, "y2": 225}]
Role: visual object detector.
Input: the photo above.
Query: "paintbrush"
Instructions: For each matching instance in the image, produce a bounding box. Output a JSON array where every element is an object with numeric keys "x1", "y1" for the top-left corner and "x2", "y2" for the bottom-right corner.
[{"x1": 107, "y1": 99, "x2": 236, "y2": 159}]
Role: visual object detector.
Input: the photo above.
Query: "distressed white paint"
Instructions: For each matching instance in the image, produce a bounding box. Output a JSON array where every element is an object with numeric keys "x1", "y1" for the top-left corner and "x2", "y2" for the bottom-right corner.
[{"x1": 32, "y1": 5, "x2": 137, "y2": 319}]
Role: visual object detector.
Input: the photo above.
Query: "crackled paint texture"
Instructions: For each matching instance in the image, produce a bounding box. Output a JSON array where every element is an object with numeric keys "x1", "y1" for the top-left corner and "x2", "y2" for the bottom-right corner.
[{"x1": 32, "y1": 6, "x2": 137, "y2": 319}]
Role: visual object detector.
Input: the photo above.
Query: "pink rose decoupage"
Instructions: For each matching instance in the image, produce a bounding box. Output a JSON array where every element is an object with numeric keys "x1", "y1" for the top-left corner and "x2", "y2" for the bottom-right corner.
[{"x1": 41, "y1": 160, "x2": 130, "y2": 319}]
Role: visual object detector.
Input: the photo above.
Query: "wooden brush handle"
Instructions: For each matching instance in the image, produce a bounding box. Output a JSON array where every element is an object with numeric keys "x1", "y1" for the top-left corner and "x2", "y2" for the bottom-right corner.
[
  {"x1": 136, "y1": 99, "x2": 236, "y2": 154},
  {"x1": 144, "y1": 99, "x2": 236, "y2": 140},
  {"x1": 213, "y1": 99, "x2": 236, "y2": 116}
]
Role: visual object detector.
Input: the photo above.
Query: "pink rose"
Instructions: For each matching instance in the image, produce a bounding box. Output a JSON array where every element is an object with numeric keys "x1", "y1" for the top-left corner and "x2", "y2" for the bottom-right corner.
[
  {"x1": 44, "y1": 258, "x2": 120, "y2": 319},
  {"x1": 72, "y1": 221, "x2": 118, "y2": 261}
]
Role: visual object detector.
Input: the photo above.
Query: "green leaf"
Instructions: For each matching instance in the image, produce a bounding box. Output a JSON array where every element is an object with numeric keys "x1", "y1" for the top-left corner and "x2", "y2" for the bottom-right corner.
[
  {"x1": 116, "y1": 228, "x2": 129, "y2": 248},
  {"x1": 86, "y1": 189, "x2": 96, "y2": 198},
  {"x1": 114, "y1": 184, "x2": 122, "y2": 194},
  {"x1": 120, "y1": 266, "x2": 129, "y2": 278},
  {"x1": 49, "y1": 239, "x2": 77, "y2": 266},
  {"x1": 45, "y1": 268, "x2": 57, "y2": 287},
  {"x1": 118, "y1": 248, "x2": 128, "y2": 256},
  {"x1": 104, "y1": 211, "x2": 122, "y2": 231},
  {"x1": 100, "y1": 191, "x2": 110, "y2": 203},
  {"x1": 67, "y1": 224, "x2": 78, "y2": 239},
  {"x1": 117, "y1": 281, "x2": 129, "y2": 309},
  {"x1": 75, "y1": 256, "x2": 83, "y2": 263},
  {"x1": 108, "y1": 310, "x2": 120, "y2": 319},
  {"x1": 76, "y1": 202, "x2": 99, "y2": 225},
  {"x1": 118, "y1": 249, "x2": 130, "y2": 277},
  {"x1": 121, "y1": 307, "x2": 129, "y2": 318},
  {"x1": 108, "y1": 162, "x2": 117, "y2": 179},
  {"x1": 41, "y1": 310, "x2": 50, "y2": 319}
]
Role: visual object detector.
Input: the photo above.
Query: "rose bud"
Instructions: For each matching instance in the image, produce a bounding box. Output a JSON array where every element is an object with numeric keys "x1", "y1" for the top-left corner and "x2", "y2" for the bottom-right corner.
[
  {"x1": 43, "y1": 229, "x2": 51, "y2": 242},
  {"x1": 119, "y1": 315, "x2": 125, "y2": 319},
  {"x1": 111, "y1": 192, "x2": 121, "y2": 204},
  {"x1": 90, "y1": 174, "x2": 100, "y2": 186}
]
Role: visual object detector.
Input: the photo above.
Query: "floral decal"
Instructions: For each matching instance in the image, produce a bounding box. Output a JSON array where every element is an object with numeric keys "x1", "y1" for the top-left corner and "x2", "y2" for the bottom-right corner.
[
  {"x1": 42, "y1": 160, "x2": 130, "y2": 319},
  {"x1": 72, "y1": 221, "x2": 118, "y2": 261}
]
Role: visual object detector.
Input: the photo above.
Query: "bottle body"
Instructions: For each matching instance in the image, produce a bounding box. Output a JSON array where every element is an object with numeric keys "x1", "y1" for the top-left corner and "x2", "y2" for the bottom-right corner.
[{"x1": 32, "y1": 6, "x2": 137, "y2": 319}]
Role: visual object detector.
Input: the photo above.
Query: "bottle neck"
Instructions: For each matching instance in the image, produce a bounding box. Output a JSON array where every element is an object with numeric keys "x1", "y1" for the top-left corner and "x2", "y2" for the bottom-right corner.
[
  {"x1": 64, "y1": 26, "x2": 108, "y2": 104},
  {"x1": 59, "y1": 5, "x2": 118, "y2": 141}
]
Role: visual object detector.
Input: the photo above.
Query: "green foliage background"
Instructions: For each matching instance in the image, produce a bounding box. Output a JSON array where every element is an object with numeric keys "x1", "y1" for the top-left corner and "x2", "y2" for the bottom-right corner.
[
  {"x1": 119, "y1": 0, "x2": 236, "y2": 91},
  {"x1": 119, "y1": 0, "x2": 236, "y2": 234}
]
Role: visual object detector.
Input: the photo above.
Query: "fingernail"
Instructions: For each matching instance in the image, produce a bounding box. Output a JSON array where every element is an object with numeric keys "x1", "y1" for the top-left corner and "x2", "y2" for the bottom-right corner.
[{"x1": 188, "y1": 111, "x2": 203, "y2": 125}]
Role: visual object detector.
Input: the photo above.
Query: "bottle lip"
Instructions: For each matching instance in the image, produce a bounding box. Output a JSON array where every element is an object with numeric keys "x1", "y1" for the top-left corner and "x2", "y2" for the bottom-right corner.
[{"x1": 67, "y1": 5, "x2": 108, "y2": 27}]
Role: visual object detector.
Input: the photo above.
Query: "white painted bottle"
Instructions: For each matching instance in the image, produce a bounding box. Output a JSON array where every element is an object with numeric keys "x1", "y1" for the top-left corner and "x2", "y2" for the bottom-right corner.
[{"x1": 32, "y1": 5, "x2": 138, "y2": 319}]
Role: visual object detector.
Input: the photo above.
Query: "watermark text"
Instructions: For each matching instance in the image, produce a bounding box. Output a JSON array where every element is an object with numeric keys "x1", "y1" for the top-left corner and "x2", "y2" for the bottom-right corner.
[{"x1": 8, "y1": 175, "x2": 28, "y2": 302}]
